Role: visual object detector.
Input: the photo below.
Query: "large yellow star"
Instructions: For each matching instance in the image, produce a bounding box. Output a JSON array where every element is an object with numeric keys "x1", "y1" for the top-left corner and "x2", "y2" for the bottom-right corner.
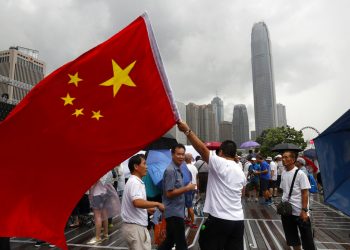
[
  {"x1": 61, "y1": 93, "x2": 76, "y2": 106},
  {"x1": 91, "y1": 110, "x2": 103, "y2": 120},
  {"x1": 72, "y1": 108, "x2": 84, "y2": 117},
  {"x1": 99, "y1": 60, "x2": 136, "y2": 97},
  {"x1": 68, "y1": 72, "x2": 83, "y2": 87}
]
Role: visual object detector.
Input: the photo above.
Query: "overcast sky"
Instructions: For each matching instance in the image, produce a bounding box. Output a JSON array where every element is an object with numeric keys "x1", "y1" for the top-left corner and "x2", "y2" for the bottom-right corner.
[{"x1": 1, "y1": 0, "x2": 349, "y2": 139}]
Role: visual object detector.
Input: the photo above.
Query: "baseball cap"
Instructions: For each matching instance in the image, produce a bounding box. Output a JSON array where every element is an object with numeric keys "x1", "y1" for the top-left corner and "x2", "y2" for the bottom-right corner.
[
  {"x1": 251, "y1": 157, "x2": 256, "y2": 161},
  {"x1": 296, "y1": 157, "x2": 306, "y2": 165},
  {"x1": 266, "y1": 156, "x2": 272, "y2": 161}
]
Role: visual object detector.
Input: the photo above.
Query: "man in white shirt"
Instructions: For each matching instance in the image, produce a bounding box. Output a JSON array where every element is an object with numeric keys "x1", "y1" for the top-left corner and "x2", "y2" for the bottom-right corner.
[
  {"x1": 185, "y1": 153, "x2": 198, "y2": 228},
  {"x1": 280, "y1": 151, "x2": 315, "y2": 250},
  {"x1": 178, "y1": 121, "x2": 246, "y2": 250},
  {"x1": 267, "y1": 156, "x2": 278, "y2": 197},
  {"x1": 121, "y1": 154, "x2": 164, "y2": 250}
]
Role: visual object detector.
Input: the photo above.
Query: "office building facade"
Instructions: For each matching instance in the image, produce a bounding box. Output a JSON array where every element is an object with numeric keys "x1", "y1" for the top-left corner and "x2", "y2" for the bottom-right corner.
[
  {"x1": 0, "y1": 46, "x2": 46, "y2": 104},
  {"x1": 186, "y1": 102, "x2": 219, "y2": 143},
  {"x1": 277, "y1": 103, "x2": 287, "y2": 127},
  {"x1": 232, "y1": 104, "x2": 249, "y2": 147},
  {"x1": 219, "y1": 121, "x2": 233, "y2": 142}
]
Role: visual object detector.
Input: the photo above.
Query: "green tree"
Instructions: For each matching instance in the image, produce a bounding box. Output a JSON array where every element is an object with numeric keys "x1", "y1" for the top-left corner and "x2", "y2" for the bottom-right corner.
[{"x1": 255, "y1": 126, "x2": 306, "y2": 157}]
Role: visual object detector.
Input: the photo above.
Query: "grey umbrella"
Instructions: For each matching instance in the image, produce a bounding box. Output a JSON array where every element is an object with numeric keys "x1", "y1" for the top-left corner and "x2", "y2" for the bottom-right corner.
[{"x1": 271, "y1": 143, "x2": 302, "y2": 152}]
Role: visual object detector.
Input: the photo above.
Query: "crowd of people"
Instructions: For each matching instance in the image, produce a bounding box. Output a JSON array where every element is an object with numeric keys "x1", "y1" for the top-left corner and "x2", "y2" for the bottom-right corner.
[{"x1": 20, "y1": 120, "x2": 321, "y2": 250}]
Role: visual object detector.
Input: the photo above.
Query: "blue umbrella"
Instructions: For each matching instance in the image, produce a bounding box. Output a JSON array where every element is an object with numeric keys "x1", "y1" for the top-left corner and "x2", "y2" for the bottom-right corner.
[
  {"x1": 303, "y1": 148, "x2": 317, "y2": 160},
  {"x1": 240, "y1": 140, "x2": 260, "y2": 149},
  {"x1": 146, "y1": 150, "x2": 171, "y2": 188}
]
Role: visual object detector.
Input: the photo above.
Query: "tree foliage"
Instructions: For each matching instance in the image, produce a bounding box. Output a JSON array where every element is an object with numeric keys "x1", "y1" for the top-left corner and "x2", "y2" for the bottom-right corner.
[{"x1": 255, "y1": 126, "x2": 306, "y2": 157}]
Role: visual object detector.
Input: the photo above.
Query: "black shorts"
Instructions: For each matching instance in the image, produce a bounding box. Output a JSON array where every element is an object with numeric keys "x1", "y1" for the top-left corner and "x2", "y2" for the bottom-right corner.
[
  {"x1": 199, "y1": 215, "x2": 244, "y2": 250},
  {"x1": 247, "y1": 181, "x2": 259, "y2": 191},
  {"x1": 281, "y1": 215, "x2": 316, "y2": 250},
  {"x1": 269, "y1": 180, "x2": 277, "y2": 189},
  {"x1": 260, "y1": 179, "x2": 269, "y2": 192}
]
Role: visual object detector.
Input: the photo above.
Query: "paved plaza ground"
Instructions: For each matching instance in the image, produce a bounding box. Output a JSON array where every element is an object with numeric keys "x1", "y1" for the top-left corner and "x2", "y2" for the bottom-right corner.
[{"x1": 9, "y1": 193, "x2": 350, "y2": 250}]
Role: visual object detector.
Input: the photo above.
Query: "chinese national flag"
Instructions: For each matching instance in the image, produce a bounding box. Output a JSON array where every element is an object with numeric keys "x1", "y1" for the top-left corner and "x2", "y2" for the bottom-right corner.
[{"x1": 0, "y1": 13, "x2": 179, "y2": 249}]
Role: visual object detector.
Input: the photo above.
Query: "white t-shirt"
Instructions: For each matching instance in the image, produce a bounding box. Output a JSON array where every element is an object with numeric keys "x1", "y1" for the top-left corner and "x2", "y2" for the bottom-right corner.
[
  {"x1": 269, "y1": 161, "x2": 278, "y2": 181},
  {"x1": 204, "y1": 154, "x2": 246, "y2": 220},
  {"x1": 280, "y1": 167, "x2": 311, "y2": 216},
  {"x1": 276, "y1": 161, "x2": 285, "y2": 175},
  {"x1": 187, "y1": 163, "x2": 198, "y2": 185},
  {"x1": 243, "y1": 161, "x2": 252, "y2": 178},
  {"x1": 121, "y1": 175, "x2": 148, "y2": 226}
]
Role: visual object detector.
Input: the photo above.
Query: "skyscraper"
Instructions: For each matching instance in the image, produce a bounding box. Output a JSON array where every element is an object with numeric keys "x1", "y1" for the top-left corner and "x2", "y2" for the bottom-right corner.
[
  {"x1": 219, "y1": 121, "x2": 233, "y2": 141},
  {"x1": 277, "y1": 103, "x2": 287, "y2": 127},
  {"x1": 251, "y1": 22, "x2": 277, "y2": 136},
  {"x1": 232, "y1": 104, "x2": 249, "y2": 147},
  {"x1": 186, "y1": 102, "x2": 219, "y2": 142},
  {"x1": 0, "y1": 46, "x2": 46, "y2": 104},
  {"x1": 211, "y1": 96, "x2": 224, "y2": 124}
]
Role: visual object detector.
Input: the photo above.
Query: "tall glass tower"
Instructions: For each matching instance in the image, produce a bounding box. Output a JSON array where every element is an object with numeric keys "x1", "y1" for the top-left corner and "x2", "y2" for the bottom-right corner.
[
  {"x1": 277, "y1": 103, "x2": 287, "y2": 127},
  {"x1": 211, "y1": 96, "x2": 224, "y2": 124},
  {"x1": 251, "y1": 22, "x2": 277, "y2": 136},
  {"x1": 232, "y1": 104, "x2": 249, "y2": 147}
]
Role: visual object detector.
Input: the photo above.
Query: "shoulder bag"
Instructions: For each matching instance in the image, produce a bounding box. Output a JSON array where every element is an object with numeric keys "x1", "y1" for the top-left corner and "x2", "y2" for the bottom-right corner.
[{"x1": 276, "y1": 169, "x2": 299, "y2": 216}]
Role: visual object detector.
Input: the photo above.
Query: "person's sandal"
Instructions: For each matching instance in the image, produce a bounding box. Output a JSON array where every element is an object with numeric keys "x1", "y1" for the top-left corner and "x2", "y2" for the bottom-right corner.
[
  {"x1": 69, "y1": 222, "x2": 80, "y2": 228},
  {"x1": 87, "y1": 237, "x2": 102, "y2": 245}
]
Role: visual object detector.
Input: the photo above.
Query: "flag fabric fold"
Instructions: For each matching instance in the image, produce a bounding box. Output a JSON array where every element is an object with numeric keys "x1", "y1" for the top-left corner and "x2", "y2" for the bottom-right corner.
[{"x1": 0, "y1": 13, "x2": 178, "y2": 249}]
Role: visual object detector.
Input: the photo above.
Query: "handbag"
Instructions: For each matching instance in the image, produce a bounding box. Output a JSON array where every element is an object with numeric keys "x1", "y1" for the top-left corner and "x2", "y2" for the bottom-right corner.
[
  {"x1": 154, "y1": 217, "x2": 167, "y2": 245},
  {"x1": 277, "y1": 169, "x2": 299, "y2": 216}
]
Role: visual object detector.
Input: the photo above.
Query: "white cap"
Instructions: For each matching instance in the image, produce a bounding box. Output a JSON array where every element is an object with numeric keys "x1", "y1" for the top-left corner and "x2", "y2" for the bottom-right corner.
[
  {"x1": 266, "y1": 156, "x2": 272, "y2": 161},
  {"x1": 275, "y1": 154, "x2": 282, "y2": 159},
  {"x1": 297, "y1": 157, "x2": 306, "y2": 165},
  {"x1": 251, "y1": 157, "x2": 256, "y2": 161}
]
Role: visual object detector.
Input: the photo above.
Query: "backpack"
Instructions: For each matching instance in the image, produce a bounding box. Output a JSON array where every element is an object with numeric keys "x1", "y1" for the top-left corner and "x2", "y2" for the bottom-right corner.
[{"x1": 308, "y1": 173, "x2": 318, "y2": 193}]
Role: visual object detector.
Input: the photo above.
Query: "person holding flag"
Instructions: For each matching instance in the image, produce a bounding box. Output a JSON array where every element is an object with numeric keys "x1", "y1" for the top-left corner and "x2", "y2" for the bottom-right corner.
[{"x1": 177, "y1": 121, "x2": 246, "y2": 250}]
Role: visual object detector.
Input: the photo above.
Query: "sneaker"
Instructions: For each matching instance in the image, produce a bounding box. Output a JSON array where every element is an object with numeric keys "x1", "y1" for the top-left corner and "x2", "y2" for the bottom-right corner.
[
  {"x1": 102, "y1": 234, "x2": 109, "y2": 241},
  {"x1": 48, "y1": 244, "x2": 56, "y2": 248},
  {"x1": 34, "y1": 241, "x2": 44, "y2": 247},
  {"x1": 184, "y1": 219, "x2": 191, "y2": 225},
  {"x1": 87, "y1": 237, "x2": 102, "y2": 245},
  {"x1": 190, "y1": 224, "x2": 199, "y2": 229},
  {"x1": 265, "y1": 201, "x2": 273, "y2": 206}
]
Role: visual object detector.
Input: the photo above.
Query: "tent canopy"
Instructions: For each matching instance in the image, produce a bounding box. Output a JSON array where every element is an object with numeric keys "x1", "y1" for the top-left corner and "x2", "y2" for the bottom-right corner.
[{"x1": 314, "y1": 109, "x2": 350, "y2": 216}]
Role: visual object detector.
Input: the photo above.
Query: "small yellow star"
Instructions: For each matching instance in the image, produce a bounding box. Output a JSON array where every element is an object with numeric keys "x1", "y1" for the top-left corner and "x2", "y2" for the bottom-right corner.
[
  {"x1": 99, "y1": 60, "x2": 136, "y2": 97},
  {"x1": 68, "y1": 72, "x2": 83, "y2": 87},
  {"x1": 61, "y1": 93, "x2": 76, "y2": 106},
  {"x1": 72, "y1": 108, "x2": 84, "y2": 117},
  {"x1": 91, "y1": 110, "x2": 104, "y2": 120}
]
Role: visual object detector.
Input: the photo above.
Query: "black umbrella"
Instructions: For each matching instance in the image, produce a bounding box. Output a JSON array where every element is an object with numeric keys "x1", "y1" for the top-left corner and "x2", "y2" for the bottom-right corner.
[
  {"x1": 144, "y1": 136, "x2": 178, "y2": 150},
  {"x1": 271, "y1": 143, "x2": 302, "y2": 152}
]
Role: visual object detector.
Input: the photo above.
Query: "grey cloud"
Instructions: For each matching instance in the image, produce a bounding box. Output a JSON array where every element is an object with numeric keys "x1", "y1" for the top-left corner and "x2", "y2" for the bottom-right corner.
[{"x1": 1, "y1": 0, "x2": 349, "y2": 133}]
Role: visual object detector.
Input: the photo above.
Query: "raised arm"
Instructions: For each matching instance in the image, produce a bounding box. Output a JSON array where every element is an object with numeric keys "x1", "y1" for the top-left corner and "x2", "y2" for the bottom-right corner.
[{"x1": 177, "y1": 120, "x2": 210, "y2": 163}]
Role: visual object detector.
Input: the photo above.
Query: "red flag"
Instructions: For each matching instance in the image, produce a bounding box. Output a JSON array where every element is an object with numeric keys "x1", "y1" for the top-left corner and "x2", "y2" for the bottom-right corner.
[{"x1": 0, "y1": 13, "x2": 179, "y2": 249}]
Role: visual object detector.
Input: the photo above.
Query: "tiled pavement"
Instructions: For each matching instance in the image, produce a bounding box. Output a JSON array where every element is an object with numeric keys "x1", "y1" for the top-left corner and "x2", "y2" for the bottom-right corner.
[{"x1": 9, "y1": 194, "x2": 350, "y2": 250}]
